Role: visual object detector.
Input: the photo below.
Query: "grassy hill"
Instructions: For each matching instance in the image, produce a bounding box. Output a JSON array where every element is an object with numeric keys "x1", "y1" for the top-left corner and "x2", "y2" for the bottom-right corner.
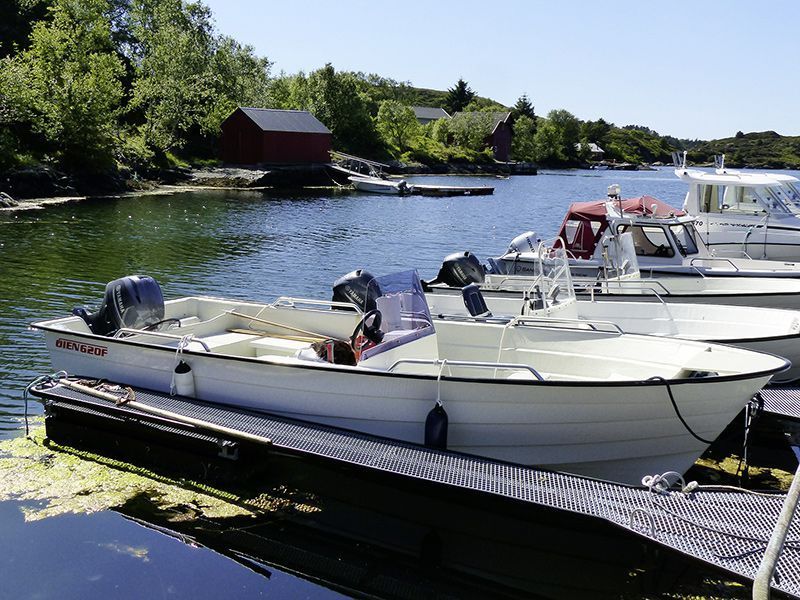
[{"x1": 687, "y1": 131, "x2": 800, "y2": 169}]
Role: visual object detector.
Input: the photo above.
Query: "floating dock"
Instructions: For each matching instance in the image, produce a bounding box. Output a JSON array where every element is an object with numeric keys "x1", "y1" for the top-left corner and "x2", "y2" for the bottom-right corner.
[{"x1": 30, "y1": 379, "x2": 800, "y2": 598}]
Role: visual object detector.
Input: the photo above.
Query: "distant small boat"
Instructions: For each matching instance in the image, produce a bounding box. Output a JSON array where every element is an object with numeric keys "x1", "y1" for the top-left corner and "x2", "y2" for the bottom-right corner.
[{"x1": 349, "y1": 176, "x2": 411, "y2": 195}]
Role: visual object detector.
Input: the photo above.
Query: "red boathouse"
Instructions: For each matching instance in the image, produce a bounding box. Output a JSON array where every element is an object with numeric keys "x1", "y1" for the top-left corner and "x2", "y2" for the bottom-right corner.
[{"x1": 220, "y1": 107, "x2": 332, "y2": 165}]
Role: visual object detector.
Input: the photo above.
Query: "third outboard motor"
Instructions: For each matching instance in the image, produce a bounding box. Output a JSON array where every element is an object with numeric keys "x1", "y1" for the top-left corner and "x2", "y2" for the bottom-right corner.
[
  {"x1": 424, "y1": 251, "x2": 485, "y2": 288},
  {"x1": 332, "y1": 269, "x2": 382, "y2": 312},
  {"x1": 507, "y1": 231, "x2": 540, "y2": 254},
  {"x1": 73, "y1": 275, "x2": 165, "y2": 336}
]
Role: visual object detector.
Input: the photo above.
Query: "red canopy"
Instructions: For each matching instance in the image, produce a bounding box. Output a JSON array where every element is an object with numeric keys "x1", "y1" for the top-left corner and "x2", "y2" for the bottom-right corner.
[
  {"x1": 555, "y1": 196, "x2": 685, "y2": 259},
  {"x1": 566, "y1": 196, "x2": 685, "y2": 219}
]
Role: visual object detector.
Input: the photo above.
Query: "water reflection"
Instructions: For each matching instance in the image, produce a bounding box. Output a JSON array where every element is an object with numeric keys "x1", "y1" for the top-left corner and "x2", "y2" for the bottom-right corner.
[{"x1": 104, "y1": 455, "x2": 733, "y2": 599}]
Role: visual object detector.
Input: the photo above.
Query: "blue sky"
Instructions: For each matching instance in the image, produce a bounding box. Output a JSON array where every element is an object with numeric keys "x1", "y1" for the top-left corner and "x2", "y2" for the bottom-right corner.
[{"x1": 202, "y1": 0, "x2": 800, "y2": 141}]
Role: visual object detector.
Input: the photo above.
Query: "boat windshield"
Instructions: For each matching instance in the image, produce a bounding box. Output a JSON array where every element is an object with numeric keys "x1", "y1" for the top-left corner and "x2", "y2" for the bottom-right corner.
[
  {"x1": 775, "y1": 182, "x2": 800, "y2": 213},
  {"x1": 359, "y1": 270, "x2": 435, "y2": 361},
  {"x1": 526, "y1": 239, "x2": 576, "y2": 307},
  {"x1": 668, "y1": 223, "x2": 700, "y2": 256},
  {"x1": 714, "y1": 183, "x2": 793, "y2": 215}
]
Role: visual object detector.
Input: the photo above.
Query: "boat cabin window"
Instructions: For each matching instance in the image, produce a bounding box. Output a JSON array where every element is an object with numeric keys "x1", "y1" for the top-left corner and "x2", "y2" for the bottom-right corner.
[
  {"x1": 761, "y1": 187, "x2": 793, "y2": 214},
  {"x1": 719, "y1": 185, "x2": 784, "y2": 214},
  {"x1": 616, "y1": 224, "x2": 674, "y2": 257},
  {"x1": 668, "y1": 223, "x2": 699, "y2": 255},
  {"x1": 699, "y1": 184, "x2": 724, "y2": 213},
  {"x1": 783, "y1": 182, "x2": 800, "y2": 206}
]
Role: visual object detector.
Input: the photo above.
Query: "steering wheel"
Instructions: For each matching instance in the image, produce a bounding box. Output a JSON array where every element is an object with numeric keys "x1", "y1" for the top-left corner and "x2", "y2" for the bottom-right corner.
[
  {"x1": 654, "y1": 245, "x2": 671, "y2": 257},
  {"x1": 350, "y1": 309, "x2": 384, "y2": 350}
]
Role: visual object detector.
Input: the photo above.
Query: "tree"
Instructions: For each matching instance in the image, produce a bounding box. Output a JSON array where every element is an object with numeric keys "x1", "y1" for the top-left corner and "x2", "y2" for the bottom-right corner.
[
  {"x1": 448, "y1": 111, "x2": 493, "y2": 152},
  {"x1": 304, "y1": 64, "x2": 378, "y2": 153},
  {"x1": 375, "y1": 100, "x2": 420, "y2": 152},
  {"x1": 444, "y1": 78, "x2": 475, "y2": 114},
  {"x1": 1, "y1": 0, "x2": 125, "y2": 170},
  {"x1": 511, "y1": 115, "x2": 536, "y2": 161},
  {"x1": 531, "y1": 109, "x2": 582, "y2": 165},
  {"x1": 580, "y1": 118, "x2": 611, "y2": 147},
  {"x1": 129, "y1": 0, "x2": 217, "y2": 152},
  {"x1": 512, "y1": 94, "x2": 536, "y2": 122},
  {"x1": 533, "y1": 120, "x2": 562, "y2": 163}
]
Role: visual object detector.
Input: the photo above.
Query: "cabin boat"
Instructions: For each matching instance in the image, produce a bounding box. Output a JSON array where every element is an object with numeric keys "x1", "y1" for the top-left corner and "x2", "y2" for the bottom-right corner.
[
  {"x1": 422, "y1": 246, "x2": 800, "y2": 383},
  {"x1": 32, "y1": 272, "x2": 788, "y2": 484},
  {"x1": 676, "y1": 153, "x2": 800, "y2": 260},
  {"x1": 493, "y1": 191, "x2": 800, "y2": 279}
]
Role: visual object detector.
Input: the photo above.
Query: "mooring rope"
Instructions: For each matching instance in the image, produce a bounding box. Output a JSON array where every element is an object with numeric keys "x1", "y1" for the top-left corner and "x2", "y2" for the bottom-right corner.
[
  {"x1": 636, "y1": 470, "x2": 800, "y2": 560},
  {"x1": 23, "y1": 370, "x2": 68, "y2": 436},
  {"x1": 435, "y1": 359, "x2": 449, "y2": 406},
  {"x1": 170, "y1": 334, "x2": 195, "y2": 395},
  {"x1": 647, "y1": 376, "x2": 715, "y2": 444}
]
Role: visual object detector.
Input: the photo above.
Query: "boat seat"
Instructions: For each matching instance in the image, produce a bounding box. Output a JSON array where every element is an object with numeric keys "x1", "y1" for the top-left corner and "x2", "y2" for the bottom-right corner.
[
  {"x1": 251, "y1": 336, "x2": 311, "y2": 358},
  {"x1": 200, "y1": 332, "x2": 258, "y2": 353}
]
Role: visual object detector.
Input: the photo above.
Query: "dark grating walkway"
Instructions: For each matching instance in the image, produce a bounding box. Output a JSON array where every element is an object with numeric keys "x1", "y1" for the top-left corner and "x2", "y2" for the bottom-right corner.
[
  {"x1": 762, "y1": 385, "x2": 800, "y2": 422},
  {"x1": 32, "y1": 381, "x2": 800, "y2": 598}
]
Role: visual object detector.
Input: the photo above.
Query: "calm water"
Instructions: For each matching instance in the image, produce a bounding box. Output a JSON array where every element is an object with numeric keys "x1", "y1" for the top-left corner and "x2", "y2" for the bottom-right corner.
[{"x1": 2, "y1": 168, "x2": 797, "y2": 597}]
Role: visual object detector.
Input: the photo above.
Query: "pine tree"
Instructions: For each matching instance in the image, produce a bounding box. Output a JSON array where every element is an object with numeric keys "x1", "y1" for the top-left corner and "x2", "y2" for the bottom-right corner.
[
  {"x1": 512, "y1": 94, "x2": 536, "y2": 121},
  {"x1": 444, "y1": 78, "x2": 475, "y2": 114}
]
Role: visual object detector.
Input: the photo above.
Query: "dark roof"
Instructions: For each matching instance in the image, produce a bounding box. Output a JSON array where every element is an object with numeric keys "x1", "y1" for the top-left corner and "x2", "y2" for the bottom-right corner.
[
  {"x1": 411, "y1": 106, "x2": 450, "y2": 120},
  {"x1": 237, "y1": 107, "x2": 331, "y2": 134}
]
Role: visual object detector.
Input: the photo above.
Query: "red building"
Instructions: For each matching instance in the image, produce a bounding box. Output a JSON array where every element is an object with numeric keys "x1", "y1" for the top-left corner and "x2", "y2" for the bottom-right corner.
[{"x1": 220, "y1": 107, "x2": 332, "y2": 165}]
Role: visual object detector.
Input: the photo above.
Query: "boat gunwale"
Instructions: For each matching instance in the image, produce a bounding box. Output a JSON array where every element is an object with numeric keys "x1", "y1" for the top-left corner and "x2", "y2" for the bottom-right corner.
[{"x1": 29, "y1": 321, "x2": 790, "y2": 387}]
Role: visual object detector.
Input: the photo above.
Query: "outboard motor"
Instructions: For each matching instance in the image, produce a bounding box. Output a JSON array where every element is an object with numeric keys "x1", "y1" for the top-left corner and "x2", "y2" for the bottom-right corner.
[
  {"x1": 424, "y1": 251, "x2": 485, "y2": 288},
  {"x1": 73, "y1": 275, "x2": 165, "y2": 336},
  {"x1": 507, "y1": 231, "x2": 540, "y2": 254},
  {"x1": 332, "y1": 269, "x2": 382, "y2": 312},
  {"x1": 461, "y1": 283, "x2": 491, "y2": 317}
]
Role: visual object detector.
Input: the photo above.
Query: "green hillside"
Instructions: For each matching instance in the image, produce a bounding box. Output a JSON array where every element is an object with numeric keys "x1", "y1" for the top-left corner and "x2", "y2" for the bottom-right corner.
[{"x1": 688, "y1": 131, "x2": 800, "y2": 169}]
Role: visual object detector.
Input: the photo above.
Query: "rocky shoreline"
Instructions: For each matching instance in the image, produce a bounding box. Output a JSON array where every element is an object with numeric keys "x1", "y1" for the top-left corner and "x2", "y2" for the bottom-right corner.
[{"x1": 0, "y1": 160, "x2": 540, "y2": 207}]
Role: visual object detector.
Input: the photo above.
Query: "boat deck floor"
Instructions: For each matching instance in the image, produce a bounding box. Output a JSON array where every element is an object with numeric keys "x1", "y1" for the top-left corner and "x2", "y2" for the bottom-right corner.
[{"x1": 30, "y1": 379, "x2": 800, "y2": 598}]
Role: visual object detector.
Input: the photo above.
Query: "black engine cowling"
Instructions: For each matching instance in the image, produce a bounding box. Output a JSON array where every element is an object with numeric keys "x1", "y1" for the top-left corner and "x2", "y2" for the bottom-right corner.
[
  {"x1": 425, "y1": 251, "x2": 485, "y2": 288},
  {"x1": 332, "y1": 269, "x2": 382, "y2": 312},
  {"x1": 73, "y1": 275, "x2": 165, "y2": 336}
]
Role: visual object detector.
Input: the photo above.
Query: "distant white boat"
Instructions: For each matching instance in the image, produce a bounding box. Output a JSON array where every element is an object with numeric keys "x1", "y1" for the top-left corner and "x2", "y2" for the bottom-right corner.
[
  {"x1": 349, "y1": 176, "x2": 411, "y2": 195},
  {"x1": 675, "y1": 152, "x2": 800, "y2": 260}
]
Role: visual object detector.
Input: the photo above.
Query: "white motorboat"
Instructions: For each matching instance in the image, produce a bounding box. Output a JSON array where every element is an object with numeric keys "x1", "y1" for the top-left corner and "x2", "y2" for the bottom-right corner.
[
  {"x1": 676, "y1": 153, "x2": 800, "y2": 260},
  {"x1": 422, "y1": 246, "x2": 800, "y2": 383},
  {"x1": 349, "y1": 176, "x2": 412, "y2": 195},
  {"x1": 32, "y1": 272, "x2": 787, "y2": 484},
  {"x1": 493, "y1": 189, "x2": 800, "y2": 279},
  {"x1": 462, "y1": 226, "x2": 800, "y2": 309}
]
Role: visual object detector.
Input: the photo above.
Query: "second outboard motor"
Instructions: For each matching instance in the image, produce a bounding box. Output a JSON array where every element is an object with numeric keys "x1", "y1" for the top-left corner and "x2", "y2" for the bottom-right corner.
[
  {"x1": 424, "y1": 251, "x2": 485, "y2": 288},
  {"x1": 332, "y1": 269, "x2": 382, "y2": 312},
  {"x1": 73, "y1": 275, "x2": 165, "y2": 336}
]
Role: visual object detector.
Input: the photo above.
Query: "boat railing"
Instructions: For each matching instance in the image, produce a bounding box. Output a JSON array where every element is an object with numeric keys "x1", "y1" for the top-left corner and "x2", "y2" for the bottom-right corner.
[
  {"x1": 272, "y1": 297, "x2": 365, "y2": 312},
  {"x1": 639, "y1": 264, "x2": 708, "y2": 279},
  {"x1": 509, "y1": 316, "x2": 625, "y2": 335},
  {"x1": 112, "y1": 328, "x2": 212, "y2": 352},
  {"x1": 688, "y1": 257, "x2": 741, "y2": 272},
  {"x1": 574, "y1": 280, "x2": 670, "y2": 304},
  {"x1": 386, "y1": 358, "x2": 545, "y2": 381}
]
